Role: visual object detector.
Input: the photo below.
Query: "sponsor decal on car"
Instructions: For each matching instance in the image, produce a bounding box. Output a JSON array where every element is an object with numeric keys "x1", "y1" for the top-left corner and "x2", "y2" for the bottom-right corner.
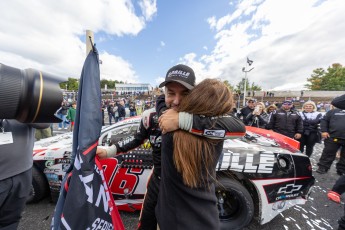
[
  {"x1": 55, "y1": 158, "x2": 71, "y2": 164},
  {"x1": 203, "y1": 129, "x2": 226, "y2": 138},
  {"x1": 217, "y1": 151, "x2": 275, "y2": 173},
  {"x1": 45, "y1": 160, "x2": 55, "y2": 167},
  {"x1": 277, "y1": 184, "x2": 302, "y2": 194}
]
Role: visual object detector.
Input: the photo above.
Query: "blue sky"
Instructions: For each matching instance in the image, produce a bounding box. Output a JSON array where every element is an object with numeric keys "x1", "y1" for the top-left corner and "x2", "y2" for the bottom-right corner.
[
  {"x1": 92, "y1": 0, "x2": 232, "y2": 85},
  {"x1": 0, "y1": 0, "x2": 344, "y2": 90}
]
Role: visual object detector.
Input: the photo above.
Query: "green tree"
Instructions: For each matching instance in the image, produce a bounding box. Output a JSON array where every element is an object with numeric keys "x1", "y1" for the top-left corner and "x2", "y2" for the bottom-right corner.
[
  {"x1": 223, "y1": 80, "x2": 235, "y2": 92},
  {"x1": 235, "y1": 78, "x2": 262, "y2": 93},
  {"x1": 59, "y1": 78, "x2": 79, "y2": 91},
  {"x1": 306, "y1": 63, "x2": 345, "y2": 90}
]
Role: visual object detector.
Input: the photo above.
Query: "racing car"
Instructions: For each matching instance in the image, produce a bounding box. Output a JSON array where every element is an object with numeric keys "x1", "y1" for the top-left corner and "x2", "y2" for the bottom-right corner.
[{"x1": 32, "y1": 116, "x2": 315, "y2": 229}]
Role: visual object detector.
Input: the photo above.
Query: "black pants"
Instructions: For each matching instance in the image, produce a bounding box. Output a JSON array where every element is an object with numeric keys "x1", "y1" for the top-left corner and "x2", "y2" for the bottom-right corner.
[
  {"x1": 138, "y1": 173, "x2": 160, "y2": 230},
  {"x1": 299, "y1": 132, "x2": 318, "y2": 157},
  {"x1": 0, "y1": 168, "x2": 32, "y2": 230},
  {"x1": 339, "y1": 214, "x2": 345, "y2": 230},
  {"x1": 318, "y1": 138, "x2": 345, "y2": 172}
]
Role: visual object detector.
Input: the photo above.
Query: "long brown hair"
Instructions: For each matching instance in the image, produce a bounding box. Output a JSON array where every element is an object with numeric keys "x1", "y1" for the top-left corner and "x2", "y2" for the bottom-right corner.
[{"x1": 173, "y1": 79, "x2": 233, "y2": 188}]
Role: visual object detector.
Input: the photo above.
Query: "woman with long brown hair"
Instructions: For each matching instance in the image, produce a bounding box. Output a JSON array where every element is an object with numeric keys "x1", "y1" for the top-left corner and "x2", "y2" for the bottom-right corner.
[{"x1": 155, "y1": 79, "x2": 246, "y2": 230}]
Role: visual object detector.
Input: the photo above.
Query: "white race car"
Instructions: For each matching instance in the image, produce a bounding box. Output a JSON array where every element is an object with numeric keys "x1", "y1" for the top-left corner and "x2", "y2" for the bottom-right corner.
[{"x1": 32, "y1": 116, "x2": 314, "y2": 229}]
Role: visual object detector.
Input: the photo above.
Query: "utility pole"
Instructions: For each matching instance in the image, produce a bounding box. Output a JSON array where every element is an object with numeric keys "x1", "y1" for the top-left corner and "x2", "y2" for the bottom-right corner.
[{"x1": 242, "y1": 57, "x2": 254, "y2": 106}]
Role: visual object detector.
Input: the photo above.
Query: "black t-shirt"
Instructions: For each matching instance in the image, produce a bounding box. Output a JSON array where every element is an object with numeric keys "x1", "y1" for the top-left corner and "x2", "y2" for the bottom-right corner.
[{"x1": 155, "y1": 133, "x2": 221, "y2": 230}]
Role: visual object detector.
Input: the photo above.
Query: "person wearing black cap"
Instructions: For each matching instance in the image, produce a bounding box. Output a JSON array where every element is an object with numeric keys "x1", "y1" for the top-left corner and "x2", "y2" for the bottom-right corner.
[
  {"x1": 97, "y1": 64, "x2": 245, "y2": 230},
  {"x1": 238, "y1": 98, "x2": 256, "y2": 125},
  {"x1": 326, "y1": 93, "x2": 345, "y2": 229},
  {"x1": 316, "y1": 94, "x2": 345, "y2": 175},
  {"x1": 156, "y1": 81, "x2": 245, "y2": 230},
  {"x1": 155, "y1": 66, "x2": 245, "y2": 229},
  {"x1": 266, "y1": 100, "x2": 303, "y2": 139}
]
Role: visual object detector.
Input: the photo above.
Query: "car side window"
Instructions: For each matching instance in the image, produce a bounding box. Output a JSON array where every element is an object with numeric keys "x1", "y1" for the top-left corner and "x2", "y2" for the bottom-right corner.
[{"x1": 103, "y1": 124, "x2": 139, "y2": 146}]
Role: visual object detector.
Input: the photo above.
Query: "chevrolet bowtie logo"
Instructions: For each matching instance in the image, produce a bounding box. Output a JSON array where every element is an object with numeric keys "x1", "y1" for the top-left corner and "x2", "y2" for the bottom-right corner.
[{"x1": 277, "y1": 184, "x2": 302, "y2": 194}]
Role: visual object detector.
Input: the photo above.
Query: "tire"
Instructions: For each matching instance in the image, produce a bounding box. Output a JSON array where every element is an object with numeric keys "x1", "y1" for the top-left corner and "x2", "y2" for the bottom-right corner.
[
  {"x1": 26, "y1": 167, "x2": 49, "y2": 203},
  {"x1": 216, "y1": 177, "x2": 254, "y2": 230}
]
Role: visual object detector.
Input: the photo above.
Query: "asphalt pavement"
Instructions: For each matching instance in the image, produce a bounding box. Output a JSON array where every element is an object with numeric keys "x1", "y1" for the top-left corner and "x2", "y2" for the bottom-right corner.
[{"x1": 19, "y1": 143, "x2": 344, "y2": 230}]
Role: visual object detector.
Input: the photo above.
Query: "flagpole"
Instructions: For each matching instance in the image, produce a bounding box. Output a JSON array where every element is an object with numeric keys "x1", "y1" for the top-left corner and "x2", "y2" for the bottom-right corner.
[{"x1": 86, "y1": 30, "x2": 94, "y2": 56}]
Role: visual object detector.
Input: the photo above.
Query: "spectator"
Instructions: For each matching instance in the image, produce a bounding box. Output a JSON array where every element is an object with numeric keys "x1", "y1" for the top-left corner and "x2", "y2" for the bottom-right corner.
[
  {"x1": 56, "y1": 101, "x2": 69, "y2": 130},
  {"x1": 266, "y1": 104, "x2": 277, "y2": 115},
  {"x1": 129, "y1": 102, "x2": 136, "y2": 117},
  {"x1": 35, "y1": 126, "x2": 52, "y2": 141},
  {"x1": 266, "y1": 100, "x2": 303, "y2": 139},
  {"x1": 316, "y1": 95, "x2": 345, "y2": 175},
  {"x1": 107, "y1": 102, "x2": 115, "y2": 125},
  {"x1": 145, "y1": 101, "x2": 152, "y2": 110},
  {"x1": 238, "y1": 99, "x2": 256, "y2": 125},
  {"x1": 316, "y1": 102, "x2": 322, "y2": 111},
  {"x1": 113, "y1": 101, "x2": 119, "y2": 122},
  {"x1": 117, "y1": 99, "x2": 126, "y2": 121},
  {"x1": 66, "y1": 101, "x2": 77, "y2": 131},
  {"x1": 298, "y1": 101, "x2": 322, "y2": 157},
  {"x1": 101, "y1": 101, "x2": 106, "y2": 126},
  {"x1": 324, "y1": 101, "x2": 331, "y2": 112},
  {"x1": 245, "y1": 102, "x2": 269, "y2": 128}
]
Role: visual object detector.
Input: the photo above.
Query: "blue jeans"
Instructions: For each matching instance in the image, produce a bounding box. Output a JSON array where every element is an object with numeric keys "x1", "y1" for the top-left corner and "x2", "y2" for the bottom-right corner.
[
  {"x1": 57, "y1": 114, "x2": 67, "y2": 128},
  {"x1": 108, "y1": 113, "x2": 115, "y2": 125},
  {"x1": 118, "y1": 117, "x2": 125, "y2": 122}
]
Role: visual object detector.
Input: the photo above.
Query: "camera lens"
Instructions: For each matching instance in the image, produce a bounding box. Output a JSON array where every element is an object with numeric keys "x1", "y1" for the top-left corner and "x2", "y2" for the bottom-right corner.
[{"x1": 0, "y1": 63, "x2": 63, "y2": 123}]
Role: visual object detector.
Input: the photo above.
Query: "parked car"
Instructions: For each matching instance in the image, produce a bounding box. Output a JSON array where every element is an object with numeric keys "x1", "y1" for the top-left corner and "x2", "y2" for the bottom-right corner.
[{"x1": 31, "y1": 117, "x2": 314, "y2": 229}]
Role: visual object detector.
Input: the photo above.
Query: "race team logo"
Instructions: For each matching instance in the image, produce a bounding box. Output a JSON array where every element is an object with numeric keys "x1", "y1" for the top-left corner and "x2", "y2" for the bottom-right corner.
[
  {"x1": 203, "y1": 129, "x2": 225, "y2": 138},
  {"x1": 277, "y1": 184, "x2": 302, "y2": 194}
]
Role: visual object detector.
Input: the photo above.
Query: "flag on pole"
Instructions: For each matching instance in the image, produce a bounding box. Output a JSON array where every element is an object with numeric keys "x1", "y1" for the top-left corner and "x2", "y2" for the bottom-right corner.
[
  {"x1": 51, "y1": 40, "x2": 124, "y2": 230},
  {"x1": 247, "y1": 57, "x2": 253, "y2": 66}
]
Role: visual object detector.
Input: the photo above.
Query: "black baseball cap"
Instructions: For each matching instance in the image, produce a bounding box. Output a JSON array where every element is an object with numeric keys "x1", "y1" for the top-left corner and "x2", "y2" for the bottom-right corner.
[
  {"x1": 282, "y1": 100, "x2": 293, "y2": 105},
  {"x1": 159, "y1": 64, "x2": 196, "y2": 90}
]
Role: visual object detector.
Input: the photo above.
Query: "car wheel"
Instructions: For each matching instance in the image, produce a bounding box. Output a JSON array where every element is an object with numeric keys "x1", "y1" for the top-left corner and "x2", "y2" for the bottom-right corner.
[
  {"x1": 216, "y1": 177, "x2": 254, "y2": 230},
  {"x1": 26, "y1": 167, "x2": 49, "y2": 203}
]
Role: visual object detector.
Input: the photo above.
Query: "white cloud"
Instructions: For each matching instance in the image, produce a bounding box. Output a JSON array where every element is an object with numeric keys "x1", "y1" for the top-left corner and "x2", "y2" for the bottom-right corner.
[
  {"x1": 160, "y1": 41, "x2": 165, "y2": 47},
  {"x1": 99, "y1": 52, "x2": 138, "y2": 83},
  {"x1": 187, "y1": 0, "x2": 345, "y2": 90},
  {"x1": 139, "y1": 0, "x2": 157, "y2": 21},
  {"x1": 0, "y1": 0, "x2": 157, "y2": 81}
]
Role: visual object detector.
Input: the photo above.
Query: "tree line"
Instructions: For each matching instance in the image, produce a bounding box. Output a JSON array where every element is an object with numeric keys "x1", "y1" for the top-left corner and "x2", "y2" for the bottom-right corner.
[
  {"x1": 59, "y1": 78, "x2": 124, "y2": 91},
  {"x1": 60, "y1": 63, "x2": 344, "y2": 92},
  {"x1": 305, "y1": 63, "x2": 345, "y2": 90}
]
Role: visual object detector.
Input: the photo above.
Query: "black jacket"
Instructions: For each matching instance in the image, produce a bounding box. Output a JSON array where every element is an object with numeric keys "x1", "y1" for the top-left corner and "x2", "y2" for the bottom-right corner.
[
  {"x1": 266, "y1": 108, "x2": 303, "y2": 138},
  {"x1": 156, "y1": 133, "x2": 221, "y2": 230},
  {"x1": 238, "y1": 106, "x2": 254, "y2": 124},
  {"x1": 117, "y1": 104, "x2": 126, "y2": 118},
  {"x1": 155, "y1": 94, "x2": 246, "y2": 230},
  {"x1": 320, "y1": 109, "x2": 345, "y2": 139},
  {"x1": 299, "y1": 111, "x2": 322, "y2": 134},
  {"x1": 245, "y1": 112, "x2": 269, "y2": 128},
  {"x1": 57, "y1": 105, "x2": 69, "y2": 115}
]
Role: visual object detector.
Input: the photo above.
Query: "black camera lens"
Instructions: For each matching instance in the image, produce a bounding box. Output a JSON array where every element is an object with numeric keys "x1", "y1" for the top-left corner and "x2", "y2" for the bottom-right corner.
[{"x1": 0, "y1": 63, "x2": 63, "y2": 123}]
